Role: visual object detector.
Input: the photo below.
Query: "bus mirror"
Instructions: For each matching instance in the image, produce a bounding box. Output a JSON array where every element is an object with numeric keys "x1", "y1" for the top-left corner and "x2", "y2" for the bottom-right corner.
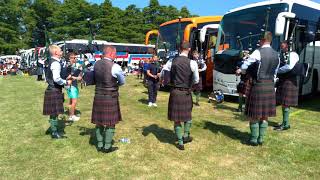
[
  {"x1": 275, "y1": 12, "x2": 296, "y2": 36},
  {"x1": 200, "y1": 24, "x2": 220, "y2": 43}
]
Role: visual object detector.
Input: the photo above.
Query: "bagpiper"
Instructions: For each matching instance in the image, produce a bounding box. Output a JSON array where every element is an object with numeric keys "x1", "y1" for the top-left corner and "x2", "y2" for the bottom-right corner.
[
  {"x1": 274, "y1": 41, "x2": 299, "y2": 131},
  {"x1": 43, "y1": 45, "x2": 71, "y2": 139},
  {"x1": 163, "y1": 41, "x2": 199, "y2": 150},
  {"x1": 91, "y1": 46, "x2": 125, "y2": 153},
  {"x1": 237, "y1": 32, "x2": 280, "y2": 146}
]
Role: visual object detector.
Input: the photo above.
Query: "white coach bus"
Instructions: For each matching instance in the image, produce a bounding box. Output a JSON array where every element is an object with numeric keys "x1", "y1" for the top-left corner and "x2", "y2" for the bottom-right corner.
[{"x1": 214, "y1": 0, "x2": 320, "y2": 96}]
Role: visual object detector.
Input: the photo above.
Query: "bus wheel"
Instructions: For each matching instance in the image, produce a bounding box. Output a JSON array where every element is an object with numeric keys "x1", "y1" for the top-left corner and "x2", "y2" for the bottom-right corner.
[{"x1": 312, "y1": 70, "x2": 318, "y2": 95}]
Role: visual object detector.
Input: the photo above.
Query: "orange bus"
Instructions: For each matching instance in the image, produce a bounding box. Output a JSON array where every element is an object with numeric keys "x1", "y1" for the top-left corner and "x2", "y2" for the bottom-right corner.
[{"x1": 145, "y1": 16, "x2": 222, "y2": 89}]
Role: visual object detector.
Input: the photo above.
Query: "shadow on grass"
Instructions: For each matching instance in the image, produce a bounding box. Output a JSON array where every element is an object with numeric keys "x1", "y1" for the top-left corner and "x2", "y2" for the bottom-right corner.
[
  {"x1": 78, "y1": 126, "x2": 96, "y2": 146},
  {"x1": 142, "y1": 124, "x2": 176, "y2": 145},
  {"x1": 233, "y1": 113, "x2": 248, "y2": 122},
  {"x1": 138, "y1": 98, "x2": 149, "y2": 105},
  {"x1": 297, "y1": 94, "x2": 320, "y2": 112},
  {"x1": 203, "y1": 121, "x2": 249, "y2": 144},
  {"x1": 214, "y1": 103, "x2": 237, "y2": 112}
]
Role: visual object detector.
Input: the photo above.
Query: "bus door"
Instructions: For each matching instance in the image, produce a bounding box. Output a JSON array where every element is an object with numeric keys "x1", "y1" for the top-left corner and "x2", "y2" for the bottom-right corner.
[
  {"x1": 199, "y1": 25, "x2": 219, "y2": 89},
  {"x1": 289, "y1": 18, "x2": 318, "y2": 95}
]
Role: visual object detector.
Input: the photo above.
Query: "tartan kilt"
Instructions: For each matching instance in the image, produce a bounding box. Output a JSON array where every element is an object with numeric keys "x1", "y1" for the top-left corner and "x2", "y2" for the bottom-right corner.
[
  {"x1": 168, "y1": 88, "x2": 193, "y2": 122},
  {"x1": 192, "y1": 77, "x2": 202, "y2": 92},
  {"x1": 237, "y1": 75, "x2": 253, "y2": 96},
  {"x1": 276, "y1": 77, "x2": 298, "y2": 107},
  {"x1": 91, "y1": 91, "x2": 122, "y2": 126},
  {"x1": 244, "y1": 77, "x2": 253, "y2": 97},
  {"x1": 245, "y1": 80, "x2": 276, "y2": 119},
  {"x1": 43, "y1": 88, "x2": 64, "y2": 115}
]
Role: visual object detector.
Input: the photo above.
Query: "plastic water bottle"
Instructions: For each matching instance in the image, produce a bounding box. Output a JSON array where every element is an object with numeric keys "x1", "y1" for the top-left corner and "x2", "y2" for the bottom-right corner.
[{"x1": 119, "y1": 138, "x2": 130, "y2": 144}]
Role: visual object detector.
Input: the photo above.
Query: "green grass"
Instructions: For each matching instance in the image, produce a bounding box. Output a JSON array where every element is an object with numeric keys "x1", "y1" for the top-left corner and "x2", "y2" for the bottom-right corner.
[{"x1": 0, "y1": 75, "x2": 319, "y2": 179}]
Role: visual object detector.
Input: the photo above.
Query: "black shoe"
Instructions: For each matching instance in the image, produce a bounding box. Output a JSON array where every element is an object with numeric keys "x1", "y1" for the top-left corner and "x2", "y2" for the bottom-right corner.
[
  {"x1": 51, "y1": 132, "x2": 67, "y2": 139},
  {"x1": 177, "y1": 144, "x2": 185, "y2": 150},
  {"x1": 183, "y1": 136, "x2": 193, "y2": 144},
  {"x1": 96, "y1": 147, "x2": 103, "y2": 152},
  {"x1": 102, "y1": 147, "x2": 119, "y2": 153},
  {"x1": 257, "y1": 142, "x2": 263, "y2": 146},
  {"x1": 234, "y1": 108, "x2": 242, "y2": 112},
  {"x1": 45, "y1": 128, "x2": 51, "y2": 135},
  {"x1": 247, "y1": 140, "x2": 258, "y2": 146},
  {"x1": 274, "y1": 125, "x2": 290, "y2": 131},
  {"x1": 194, "y1": 102, "x2": 200, "y2": 106}
]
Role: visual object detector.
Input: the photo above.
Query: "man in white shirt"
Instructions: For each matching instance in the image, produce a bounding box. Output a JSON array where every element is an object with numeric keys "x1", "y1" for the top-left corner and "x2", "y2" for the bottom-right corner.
[
  {"x1": 237, "y1": 32, "x2": 280, "y2": 146},
  {"x1": 165, "y1": 41, "x2": 199, "y2": 150},
  {"x1": 43, "y1": 45, "x2": 71, "y2": 139},
  {"x1": 274, "y1": 41, "x2": 299, "y2": 131}
]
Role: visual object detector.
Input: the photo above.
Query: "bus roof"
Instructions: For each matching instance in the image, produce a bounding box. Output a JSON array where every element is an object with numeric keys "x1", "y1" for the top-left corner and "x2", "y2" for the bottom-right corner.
[
  {"x1": 0, "y1": 55, "x2": 21, "y2": 60},
  {"x1": 55, "y1": 39, "x2": 155, "y2": 48},
  {"x1": 160, "y1": 16, "x2": 222, "y2": 27},
  {"x1": 227, "y1": 0, "x2": 320, "y2": 14}
]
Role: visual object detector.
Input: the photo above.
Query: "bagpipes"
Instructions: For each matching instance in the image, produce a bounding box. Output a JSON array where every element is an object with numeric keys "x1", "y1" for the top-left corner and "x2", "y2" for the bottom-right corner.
[{"x1": 79, "y1": 18, "x2": 98, "y2": 88}]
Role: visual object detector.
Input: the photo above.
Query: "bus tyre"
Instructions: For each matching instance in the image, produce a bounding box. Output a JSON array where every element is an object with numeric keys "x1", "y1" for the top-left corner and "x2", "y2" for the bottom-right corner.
[{"x1": 312, "y1": 70, "x2": 318, "y2": 95}]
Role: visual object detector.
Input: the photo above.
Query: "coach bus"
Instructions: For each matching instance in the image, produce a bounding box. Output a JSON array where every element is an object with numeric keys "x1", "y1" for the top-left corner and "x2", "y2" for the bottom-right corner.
[
  {"x1": 56, "y1": 39, "x2": 154, "y2": 66},
  {"x1": 214, "y1": 0, "x2": 320, "y2": 96},
  {"x1": 145, "y1": 16, "x2": 222, "y2": 89}
]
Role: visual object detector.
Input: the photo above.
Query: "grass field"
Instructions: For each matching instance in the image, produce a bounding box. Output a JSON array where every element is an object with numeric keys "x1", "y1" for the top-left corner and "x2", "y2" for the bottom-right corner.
[{"x1": 0, "y1": 75, "x2": 319, "y2": 179}]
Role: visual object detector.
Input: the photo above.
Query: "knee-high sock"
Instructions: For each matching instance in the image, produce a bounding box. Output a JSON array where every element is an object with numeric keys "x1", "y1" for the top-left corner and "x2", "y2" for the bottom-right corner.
[
  {"x1": 183, "y1": 120, "x2": 192, "y2": 138},
  {"x1": 249, "y1": 122, "x2": 259, "y2": 144},
  {"x1": 195, "y1": 92, "x2": 200, "y2": 103},
  {"x1": 104, "y1": 127, "x2": 115, "y2": 149},
  {"x1": 95, "y1": 125, "x2": 104, "y2": 148},
  {"x1": 49, "y1": 115, "x2": 58, "y2": 132},
  {"x1": 174, "y1": 122, "x2": 183, "y2": 145},
  {"x1": 238, "y1": 96, "x2": 244, "y2": 110},
  {"x1": 258, "y1": 121, "x2": 268, "y2": 144},
  {"x1": 282, "y1": 107, "x2": 290, "y2": 127}
]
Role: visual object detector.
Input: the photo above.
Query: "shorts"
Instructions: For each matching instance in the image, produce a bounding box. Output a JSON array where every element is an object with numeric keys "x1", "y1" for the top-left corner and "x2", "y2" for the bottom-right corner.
[{"x1": 67, "y1": 86, "x2": 79, "y2": 99}]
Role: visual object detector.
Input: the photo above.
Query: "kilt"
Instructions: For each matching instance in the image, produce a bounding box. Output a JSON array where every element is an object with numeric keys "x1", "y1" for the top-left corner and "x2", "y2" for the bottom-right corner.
[
  {"x1": 237, "y1": 75, "x2": 252, "y2": 96},
  {"x1": 168, "y1": 88, "x2": 193, "y2": 122},
  {"x1": 276, "y1": 77, "x2": 298, "y2": 107},
  {"x1": 43, "y1": 88, "x2": 64, "y2": 115},
  {"x1": 91, "y1": 91, "x2": 122, "y2": 126},
  {"x1": 192, "y1": 77, "x2": 202, "y2": 93},
  {"x1": 245, "y1": 80, "x2": 276, "y2": 119}
]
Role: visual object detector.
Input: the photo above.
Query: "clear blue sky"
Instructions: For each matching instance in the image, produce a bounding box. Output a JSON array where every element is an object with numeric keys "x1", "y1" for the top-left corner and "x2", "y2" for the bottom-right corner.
[{"x1": 88, "y1": 0, "x2": 320, "y2": 16}]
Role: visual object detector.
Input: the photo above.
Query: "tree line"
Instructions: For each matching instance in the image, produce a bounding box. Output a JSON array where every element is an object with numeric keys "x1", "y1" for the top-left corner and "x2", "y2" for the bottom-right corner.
[{"x1": 0, "y1": 0, "x2": 195, "y2": 55}]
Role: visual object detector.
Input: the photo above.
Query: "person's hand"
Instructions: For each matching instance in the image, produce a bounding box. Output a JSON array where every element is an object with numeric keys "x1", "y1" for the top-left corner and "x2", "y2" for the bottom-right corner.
[
  {"x1": 67, "y1": 80, "x2": 72, "y2": 85},
  {"x1": 67, "y1": 74, "x2": 72, "y2": 80},
  {"x1": 236, "y1": 69, "x2": 242, "y2": 75},
  {"x1": 154, "y1": 75, "x2": 158, "y2": 79}
]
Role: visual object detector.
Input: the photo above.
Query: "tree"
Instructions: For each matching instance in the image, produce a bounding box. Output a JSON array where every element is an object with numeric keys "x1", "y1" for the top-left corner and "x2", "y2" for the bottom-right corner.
[
  {"x1": 179, "y1": 6, "x2": 191, "y2": 18},
  {"x1": 0, "y1": 0, "x2": 196, "y2": 52}
]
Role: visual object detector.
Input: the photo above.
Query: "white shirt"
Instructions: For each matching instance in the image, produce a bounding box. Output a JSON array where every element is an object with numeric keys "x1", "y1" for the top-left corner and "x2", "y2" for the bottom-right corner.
[
  {"x1": 196, "y1": 59, "x2": 207, "y2": 72},
  {"x1": 161, "y1": 53, "x2": 199, "y2": 84},
  {"x1": 241, "y1": 44, "x2": 280, "y2": 78},
  {"x1": 51, "y1": 57, "x2": 66, "y2": 85},
  {"x1": 278, "y1": 51, "x2": 299, "y2": 74}
]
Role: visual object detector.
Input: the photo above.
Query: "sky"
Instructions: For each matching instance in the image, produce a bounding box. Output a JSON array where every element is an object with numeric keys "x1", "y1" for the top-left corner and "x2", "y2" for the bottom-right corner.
[{"x1": 88, "y1": 0, "x2": 320, "y2": 16}]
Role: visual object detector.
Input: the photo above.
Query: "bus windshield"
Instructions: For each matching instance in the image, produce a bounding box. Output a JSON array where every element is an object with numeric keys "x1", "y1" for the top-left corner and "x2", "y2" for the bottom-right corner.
[
  {"x1": 158, "y1": 22, "x2": 190, "y2": 52},
  {"x1": 218, "y1": 3, "x2": 289, "y2": 51}
]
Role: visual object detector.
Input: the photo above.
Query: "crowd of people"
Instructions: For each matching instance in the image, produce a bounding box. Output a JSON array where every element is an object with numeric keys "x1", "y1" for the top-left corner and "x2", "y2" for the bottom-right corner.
[
  {"x1": 39, "y1": 31, "x2": 301, "y2": 153},
  {"x1": 0, "y1": 58, "x2": 20, "y2": 76}
]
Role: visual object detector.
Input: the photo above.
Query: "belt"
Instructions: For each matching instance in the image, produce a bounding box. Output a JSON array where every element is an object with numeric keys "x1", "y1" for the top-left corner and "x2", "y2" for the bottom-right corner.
[{"x1": 173, "y1": 87, "x2": 191, "y2": 91}]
